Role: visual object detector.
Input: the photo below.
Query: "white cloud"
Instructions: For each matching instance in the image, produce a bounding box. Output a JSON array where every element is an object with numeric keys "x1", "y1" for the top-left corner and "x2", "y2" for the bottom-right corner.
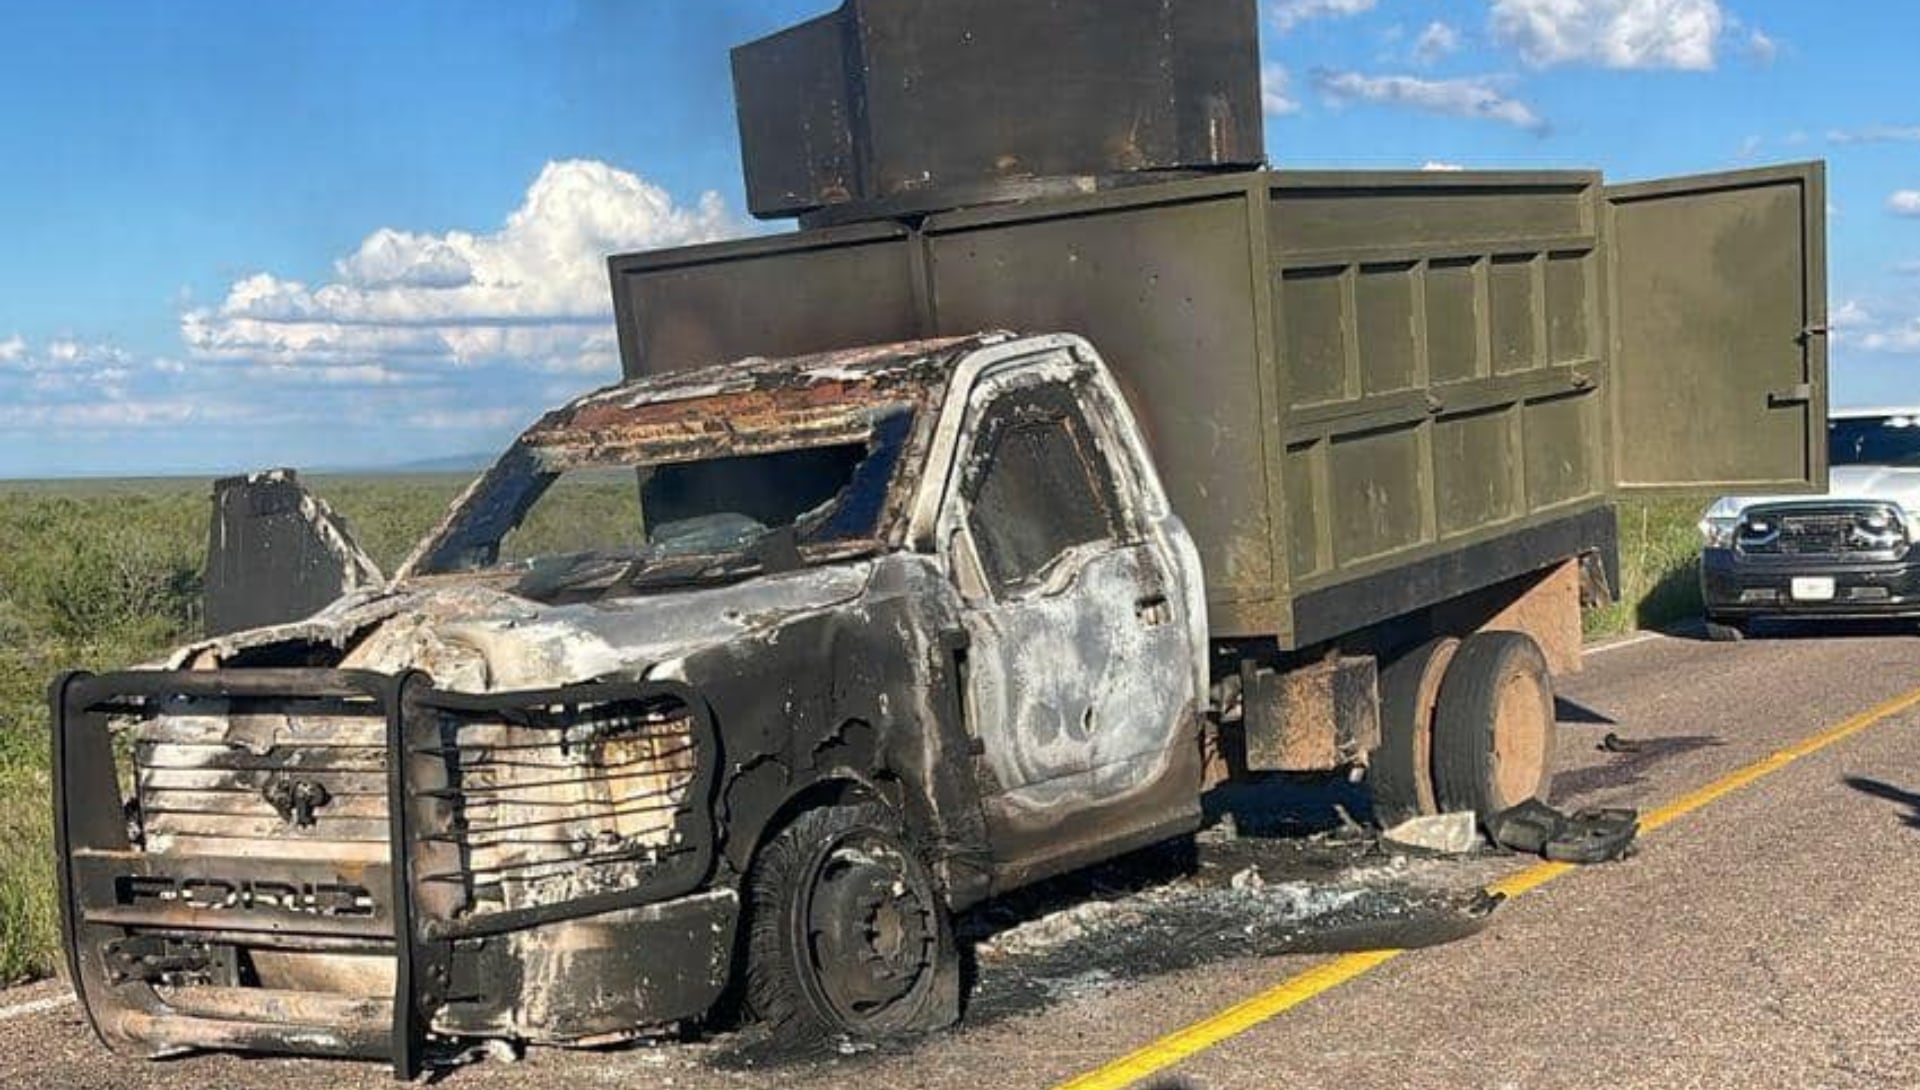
[
  {"x1": 0, "y1": 399, "x2": 246, "y2": 431},
  {"x1": 1489, "y1": 0, "x2": 1725, "y2": 70},
  {"x1": 1888, "y1": 191, "x2": 1920, "y2": 217},
  {"x1": 408, "y1": 407, "x2": 529, "y2": 431},
  {"x1": 0, "y1": 337, "x2": 132, "y2": 374},
  {"x1": 1312, "y1": 69, "x2": 1547, "y2": 133},
  {"x1": 1413, "y1": 21, "x2": 1462, "y2": 64},
  {"x1": 1744, "y1": 28, "x2": 1777, "y2": 64},
  {"x1": 1735, "y1": 134, "x2": 1762, "y2": 161},
  {"x1": 1832, "y1": 300, "x2": 1873, "y2": 330},
  {"x1": 1422, "y1": 161, "x2": 1467, "y2": 171},
  {"x1": 1270, "y1": 0, "x2": 1376, "y2": 33},
  {"x1": 1831, "y1": 300, "x2": 1920, "y2": 355},
  {"x1": 1856, "y1": 321, "x2": 1920, "y2": 355},
  {"x1": 1263, "y1": 63, "x2": 1303, "y2": 116},
  {"x1": 182, "y1": 159, "x2": 740, "y2": 376},
  {"x1": 1830, "y1": 126, "x2": 1920, "y2": 145}
]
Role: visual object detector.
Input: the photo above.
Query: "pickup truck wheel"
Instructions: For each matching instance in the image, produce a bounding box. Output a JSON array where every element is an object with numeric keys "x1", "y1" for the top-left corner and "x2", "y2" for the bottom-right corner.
[
  {"x1": 1703, "y1": 616, "x2": 1748, "y2": 642},
  {"x1": 744, "y1": 801, "x2": 959, "y2": 1046},
  {"x1": 1432, "y1": 632, "x2": 1556, "y2": 825},
  {"x1": 1369, "y1": 637, "x2": 1459, "y2": 827}
]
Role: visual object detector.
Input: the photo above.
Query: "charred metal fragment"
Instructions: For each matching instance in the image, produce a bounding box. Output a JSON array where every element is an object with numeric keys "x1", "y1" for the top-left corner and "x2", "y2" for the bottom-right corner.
[{"x1": 204, "y1": 470, "x2": 383, "y2": 637}]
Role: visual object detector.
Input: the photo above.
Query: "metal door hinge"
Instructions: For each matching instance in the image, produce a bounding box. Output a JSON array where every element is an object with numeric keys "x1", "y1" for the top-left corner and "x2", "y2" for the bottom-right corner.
[{"x1": 1767, "y1": 383, "x2": 1814, "y2": 407}]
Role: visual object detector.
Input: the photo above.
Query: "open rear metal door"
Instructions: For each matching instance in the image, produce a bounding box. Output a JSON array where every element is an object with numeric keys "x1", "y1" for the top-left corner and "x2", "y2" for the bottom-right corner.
[{"x1": 1606, "y1": 161, "x2": 1828, "y2": 493}]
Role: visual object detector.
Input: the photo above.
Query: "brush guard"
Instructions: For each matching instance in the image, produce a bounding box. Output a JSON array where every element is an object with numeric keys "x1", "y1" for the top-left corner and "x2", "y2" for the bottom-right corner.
[{"x1": 53, "y1": 668, "x2": 723, "y2": 1078}]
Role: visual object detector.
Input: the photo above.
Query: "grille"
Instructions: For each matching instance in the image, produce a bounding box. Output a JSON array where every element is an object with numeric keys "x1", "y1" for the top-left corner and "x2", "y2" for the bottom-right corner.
[
  {"x1": 1738, "y1": 505, "x2": 1906, "y2": 557},
  {"x1": 416, "y1": 695, "x2": 706, "y2": 915},
  {"x1": 132, "y1": 701, "x2": 391, "y2": 865}
]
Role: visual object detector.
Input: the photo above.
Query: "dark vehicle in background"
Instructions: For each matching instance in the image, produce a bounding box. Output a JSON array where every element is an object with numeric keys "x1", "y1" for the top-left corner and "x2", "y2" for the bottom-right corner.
[{"x1": 1700, "y1": 409, "x2": 1920, "y2": 639}]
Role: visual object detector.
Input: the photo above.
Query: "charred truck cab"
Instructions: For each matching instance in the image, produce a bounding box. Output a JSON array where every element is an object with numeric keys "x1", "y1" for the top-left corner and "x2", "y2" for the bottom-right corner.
[{"x1": 55, "y1": 0, "x2": 1829, "y2": 1076}]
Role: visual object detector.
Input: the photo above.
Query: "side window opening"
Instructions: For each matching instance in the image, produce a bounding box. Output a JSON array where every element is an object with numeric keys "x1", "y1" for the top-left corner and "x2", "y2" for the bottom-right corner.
[{"x1": 962, "y1": 385, "x2": 1124, "y2": 594}]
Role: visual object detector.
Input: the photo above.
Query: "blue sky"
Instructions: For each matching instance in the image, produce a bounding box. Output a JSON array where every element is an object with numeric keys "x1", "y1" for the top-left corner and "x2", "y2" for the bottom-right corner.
[{"x1": 1, "y1": 0, "x2": 1917, "y2": 477}]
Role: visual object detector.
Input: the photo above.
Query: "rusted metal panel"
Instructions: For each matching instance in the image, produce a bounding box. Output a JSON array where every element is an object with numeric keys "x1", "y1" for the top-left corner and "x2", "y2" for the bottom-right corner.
[
  {"x1": 1240, "y1": 656, "x2": 1380, "y2": 772},
  {"x1": 1605, "y1": 161, "x2": 1829, "y2": 494},
  {"x1": 731, "y1": 0, "x2": 1264, "y2": 223}
]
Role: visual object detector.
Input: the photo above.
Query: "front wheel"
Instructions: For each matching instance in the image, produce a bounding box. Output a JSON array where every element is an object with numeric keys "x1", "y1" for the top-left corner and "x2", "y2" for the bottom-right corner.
[
  {"x1": 744, "y1": 801, "x2": 960, "y2": 1046},
  {"x1": 1703, "y1": 616, "x2": 1748, "y2": 642}
]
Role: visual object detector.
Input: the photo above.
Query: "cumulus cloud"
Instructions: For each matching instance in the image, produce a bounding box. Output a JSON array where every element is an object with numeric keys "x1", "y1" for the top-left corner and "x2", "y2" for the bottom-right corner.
[
  {"x1": 1889, "y1": 191, "x2": 1920, "y2": 217},
  {"x1": 1312, "y1": 69, "x2": 1548, "y2": 133},
  {"x1": 182, "y1": 159, "x2": 740, "y2": 376},
  {"x1": 0, "y1": 335, "x2": 24, "y2": 363},
  {"x1": 1263, "y1": 63, "x2": 1303, "y2": 116},
  {"x1": 1422, "y1": 161, "x2": 1467, "y2": 171},
  {"x1": 1744, "y1": 28, "x2": 1777, "y2": 64},
  {"x1": 1270, "y1": 0, "x2": 1376, "y2": 33},
  {"x1": 1489, "y1": 0, "x2": 1725, "y2": 70},
  {"x1": 1413, "y1": 21, "x2": 1462, "y2": 64}
]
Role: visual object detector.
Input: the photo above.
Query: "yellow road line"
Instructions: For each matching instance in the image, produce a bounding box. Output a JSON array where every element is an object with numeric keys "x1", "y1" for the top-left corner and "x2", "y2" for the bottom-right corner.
[{"x1": 1054, "y1": 683, "x2": 1920, "y2": 1090}]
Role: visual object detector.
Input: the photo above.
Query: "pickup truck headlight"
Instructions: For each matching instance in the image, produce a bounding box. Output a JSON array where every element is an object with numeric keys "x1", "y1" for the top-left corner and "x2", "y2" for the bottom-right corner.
[{"x1": 1698, "y1": 497, "x2": 1743, "y2": 549}]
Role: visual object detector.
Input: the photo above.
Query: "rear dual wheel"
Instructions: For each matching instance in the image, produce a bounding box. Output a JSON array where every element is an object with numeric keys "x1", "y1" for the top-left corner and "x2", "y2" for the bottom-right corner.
[{"x1": 1372, "y1": 631, "x2": 1555, "y2": 827}]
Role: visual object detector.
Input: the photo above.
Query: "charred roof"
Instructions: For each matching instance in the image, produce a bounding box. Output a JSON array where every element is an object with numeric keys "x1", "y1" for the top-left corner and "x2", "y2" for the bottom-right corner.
[{"x1": 519, "y1": 335, "x2": 1002, "y2": 470}]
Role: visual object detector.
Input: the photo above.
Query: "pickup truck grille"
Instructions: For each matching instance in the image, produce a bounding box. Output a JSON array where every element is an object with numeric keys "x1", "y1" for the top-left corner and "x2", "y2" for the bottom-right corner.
[
  {"x1": 428, "y1": 699, "x2": 703, "y2": 913},
  {"x1": 1737, "y1": 504, "x2": 1907, "y2": 558},
  {"x1": 129, "y1": 694, "x2": 707, "y2": 915},
  {"x1": 134, "y1": 704, "x2": 391, "y2": 865}
]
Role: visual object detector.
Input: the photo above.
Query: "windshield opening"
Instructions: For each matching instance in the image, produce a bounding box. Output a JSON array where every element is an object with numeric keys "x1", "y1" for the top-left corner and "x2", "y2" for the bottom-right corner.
[
  {"x1": 412, "y1": 406, "x2": 914, "y2": 598},
  {"x1": 1829, "y1": 415, "x2": 1920, "y2": 468}
]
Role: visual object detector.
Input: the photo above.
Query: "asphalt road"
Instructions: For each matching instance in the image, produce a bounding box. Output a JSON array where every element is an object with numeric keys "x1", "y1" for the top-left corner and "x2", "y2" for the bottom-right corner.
[{"x1": 5, "y1": 623, "x2": 1918, "y2": 1090}]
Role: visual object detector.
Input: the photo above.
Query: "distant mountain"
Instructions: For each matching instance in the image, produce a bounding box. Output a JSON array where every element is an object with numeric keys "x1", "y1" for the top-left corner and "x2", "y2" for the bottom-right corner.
[{"x1": 306, "y1": 451, "x2": 493, "y2": 476}]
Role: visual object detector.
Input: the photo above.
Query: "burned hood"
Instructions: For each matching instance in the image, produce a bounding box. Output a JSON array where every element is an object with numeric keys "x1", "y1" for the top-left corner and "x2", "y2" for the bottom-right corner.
[{"x1": 169, "y1": 562, "x2": 877, "y2": 692}]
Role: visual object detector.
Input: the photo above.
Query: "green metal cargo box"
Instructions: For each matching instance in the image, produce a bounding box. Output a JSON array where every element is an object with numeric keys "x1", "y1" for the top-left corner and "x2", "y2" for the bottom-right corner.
[{"x1": 609, "y1": 162, "x2": 1827, "y2": 647}]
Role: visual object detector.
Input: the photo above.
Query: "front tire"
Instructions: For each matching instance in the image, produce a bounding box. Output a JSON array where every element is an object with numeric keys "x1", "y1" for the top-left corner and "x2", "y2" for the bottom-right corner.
[
  {"x1": 1703, "y1": 616, "x2": 1748, "y2": 642},
  {"x1": 744, "y1": 801, "x2": 960, "y2": 1046}
]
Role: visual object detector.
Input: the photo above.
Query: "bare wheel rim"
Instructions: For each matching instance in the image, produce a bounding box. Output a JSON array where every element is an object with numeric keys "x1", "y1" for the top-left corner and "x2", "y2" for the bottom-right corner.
[
  {"x1": 796, "y1": 830, "x2": 938, "y2": 1031},
  {"x1": 1409, "y1": 641, "x2": 1457, "y2": 814},
  {"x1": 1491, "y1": 668, "x2": 1550, "y2": 806}
]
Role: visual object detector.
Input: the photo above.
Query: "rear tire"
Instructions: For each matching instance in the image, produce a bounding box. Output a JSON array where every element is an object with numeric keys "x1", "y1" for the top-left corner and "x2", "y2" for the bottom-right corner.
[
  {"x1": 1432, "y1": 632, "x2": 1556, "y2": 824},
  {"x1": 1703, "y1": 616, "x2": 1748, "y2": 642},
  {"x1": 1370, "y1": 637, "x2": 1459, "y2": 827},
  {"x1": 744, "y1": 801, "x2": 960, "y2": 1047}
]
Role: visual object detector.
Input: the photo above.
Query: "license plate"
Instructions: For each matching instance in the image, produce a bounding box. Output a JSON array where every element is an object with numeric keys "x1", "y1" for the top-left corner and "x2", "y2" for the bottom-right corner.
[{"x1": 1791, "y1": 577, "x2": 1836, "y2": 602}]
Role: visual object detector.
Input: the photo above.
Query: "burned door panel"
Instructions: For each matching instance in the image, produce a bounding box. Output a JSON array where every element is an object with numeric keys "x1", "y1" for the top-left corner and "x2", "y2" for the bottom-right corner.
[
  {"x1": 937, "y1": 361, "x2": 1198, "y2": 886},
  {"x1": 1606, "y1": 162, "x2": 1829, "y2": 493}
]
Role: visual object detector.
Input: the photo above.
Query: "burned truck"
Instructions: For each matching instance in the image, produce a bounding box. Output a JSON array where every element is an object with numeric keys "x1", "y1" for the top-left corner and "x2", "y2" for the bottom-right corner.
[{"x1": 54, "y1": 0, "x2": 1829, "y2": 1076}]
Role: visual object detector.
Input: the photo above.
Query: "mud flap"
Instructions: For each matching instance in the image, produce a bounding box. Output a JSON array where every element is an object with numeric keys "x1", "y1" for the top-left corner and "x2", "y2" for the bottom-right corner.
[
  {"x1": 1487, "y1": 799, "x2": 1639, "y2": 864},
  {"x1": 203, "y1": 470, "x2": 384, "y2": 636}
]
